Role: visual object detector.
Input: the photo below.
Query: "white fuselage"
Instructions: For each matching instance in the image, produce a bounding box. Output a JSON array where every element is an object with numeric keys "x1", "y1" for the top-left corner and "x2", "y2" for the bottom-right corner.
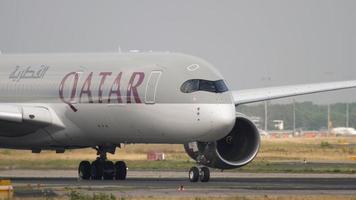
[{"x1": 0, "y1": 53, "x2": 236, "y2": 149}]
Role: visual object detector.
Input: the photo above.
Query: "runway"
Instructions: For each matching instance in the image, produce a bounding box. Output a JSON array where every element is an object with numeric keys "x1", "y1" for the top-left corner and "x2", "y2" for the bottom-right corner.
[{"x1": 1, "y1": 170, "x2": 356, "y2": 198}]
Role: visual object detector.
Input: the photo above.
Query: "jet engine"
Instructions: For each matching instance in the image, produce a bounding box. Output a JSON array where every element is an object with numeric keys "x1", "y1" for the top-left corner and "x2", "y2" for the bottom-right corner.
[{"x1": 184, "y1": 114, "x2": 260, "y2": 169}]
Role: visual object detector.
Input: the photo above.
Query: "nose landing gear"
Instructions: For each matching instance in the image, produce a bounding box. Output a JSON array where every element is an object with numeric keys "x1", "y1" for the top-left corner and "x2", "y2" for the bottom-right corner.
[{"x1": 78, "y1": 145, "x2": 127, "y2": 180}]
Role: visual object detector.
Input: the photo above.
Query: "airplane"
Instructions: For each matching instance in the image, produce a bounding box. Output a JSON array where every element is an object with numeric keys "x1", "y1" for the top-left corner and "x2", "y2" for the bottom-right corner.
[
  {"x1": 331, "y1": 127, "x2": 356, "y2": 136},
  {"x1": 0, "y1": 52, "x2": 355, "y2": 182}
]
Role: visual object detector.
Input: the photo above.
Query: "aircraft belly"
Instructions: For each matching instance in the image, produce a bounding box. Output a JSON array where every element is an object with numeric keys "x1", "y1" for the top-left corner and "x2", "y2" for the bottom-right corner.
[{"x1": 66, "y1": 103, "x2": 235, "y2": 144}]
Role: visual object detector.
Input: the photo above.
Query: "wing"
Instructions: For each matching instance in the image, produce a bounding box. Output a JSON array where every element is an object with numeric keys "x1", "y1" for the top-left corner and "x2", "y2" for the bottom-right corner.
[
  {"x1": 0, "y1": 104, "x2": 64, "y2": 137},
  {"x1": 232, "y1": 80, "x2": 356, "y2": 105}
]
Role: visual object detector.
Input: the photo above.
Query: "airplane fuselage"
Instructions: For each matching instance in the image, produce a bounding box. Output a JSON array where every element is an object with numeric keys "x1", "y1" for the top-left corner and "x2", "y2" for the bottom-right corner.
[{"x1": 0, "y1": 53, "x2": 236, "y2": 149}]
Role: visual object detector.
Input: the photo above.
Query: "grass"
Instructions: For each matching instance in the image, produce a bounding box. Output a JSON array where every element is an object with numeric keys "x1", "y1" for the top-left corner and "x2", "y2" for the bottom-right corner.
[
  {"x1": 0, "y1": 137, "x2": 355, "y2": 173},
  {"x1": 68, "y1": 190, "x2": 116, "y2": 200},
  {"x1": 257, "y1": 137, "x2": 356, "y2": 161}
]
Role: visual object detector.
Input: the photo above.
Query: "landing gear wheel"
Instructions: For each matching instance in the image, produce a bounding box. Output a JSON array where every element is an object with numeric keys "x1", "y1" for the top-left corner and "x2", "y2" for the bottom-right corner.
[
  {"x1": 200, "y1": 167, "x2": 210, "y2": 182},
  {"x1": 189, "y1": 166, "x2": 200, "y2": 182},
  {"x1": 91, "y1": 160, "x2": 104, "y2": 180},
  {"x1": 78, "y1": 146, "x2": 129, "y2": 181},
  {"x1": 78, "y1": 161, "x2": 91, "y2": 180},
  {"x1": 114, "y1": 161, "x2": 127, "y2": 180},
  {"x1": 103, "y1": 161, "x2": 115, "y2": 180}
]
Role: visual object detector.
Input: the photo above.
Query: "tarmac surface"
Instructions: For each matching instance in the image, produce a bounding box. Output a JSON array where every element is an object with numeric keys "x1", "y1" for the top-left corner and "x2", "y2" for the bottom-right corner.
[{"x1": 1, "y1": 170, "x2": 356, "y2": 198}]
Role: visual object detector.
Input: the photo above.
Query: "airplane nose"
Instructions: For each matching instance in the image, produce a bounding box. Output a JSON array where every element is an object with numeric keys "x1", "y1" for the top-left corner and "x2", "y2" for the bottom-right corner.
[
  {"x1": 215, "y1": 104, "x2": 236, "y2": 133},
  {"x1": 203, "y1": 104, "x2": 236, "y2": 141},
  {"x1": 194, "y1": 103, "x2": 236, "y2": 142}
]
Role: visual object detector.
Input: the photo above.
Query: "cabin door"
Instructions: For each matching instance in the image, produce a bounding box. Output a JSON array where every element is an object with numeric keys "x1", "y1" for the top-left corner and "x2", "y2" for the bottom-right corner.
[{"x1": 145, "y1": 71, "x2": 162, "y2": 104}]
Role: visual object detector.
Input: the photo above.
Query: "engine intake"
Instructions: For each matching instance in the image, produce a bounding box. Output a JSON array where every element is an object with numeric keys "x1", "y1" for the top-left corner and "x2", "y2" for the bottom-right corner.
[{"x1": 184, "y1": 115, "x2": 260, "y2": 169}]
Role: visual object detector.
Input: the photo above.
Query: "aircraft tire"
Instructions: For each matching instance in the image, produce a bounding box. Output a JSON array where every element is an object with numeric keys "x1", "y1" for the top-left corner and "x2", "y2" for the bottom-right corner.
[
  {"x1": 114, "y1": 161, "x2": 127, "y2": 180},
  {"x1": 200, "y1": 167, "x2": 210, "y2": 182},
  {"x1": 103, "y1": 161, "x2": 115, "y2": 180},
  {"x1": 78, "y1": 161, "x2": 91, "y2": 180},
  {"x1": 91, "y1": 160, "x2": 104, "y2": 180},
  {"x1": 189, "y1": 166, "x2": 199, "y2": 182}
]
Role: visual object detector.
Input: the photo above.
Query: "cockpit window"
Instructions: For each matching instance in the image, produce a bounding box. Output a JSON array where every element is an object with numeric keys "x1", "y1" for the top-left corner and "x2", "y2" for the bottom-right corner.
[
  {"x1": 199, "y1": 80, "x2": 216, "y2": 92},
  {"x1": 180, "y1": 79, "x2": 199, "y2": 93},
  {"x1": 180, "y1": 79, "x2": 229, "y2": 93},
  {"x1": 215, "y1": 80, "x2": 229, "y2": 93}
]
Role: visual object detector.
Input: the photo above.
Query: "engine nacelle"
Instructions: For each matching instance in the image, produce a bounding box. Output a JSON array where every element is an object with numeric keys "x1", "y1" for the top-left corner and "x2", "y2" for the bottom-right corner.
[{"x1": 184, "y1": 114, "x2": 260, "y2": 169}]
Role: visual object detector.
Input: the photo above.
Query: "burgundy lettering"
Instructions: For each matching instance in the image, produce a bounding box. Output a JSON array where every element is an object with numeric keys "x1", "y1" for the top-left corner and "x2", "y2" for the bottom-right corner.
[
  {"x1": 98, "y1": 72, "x2": 112, "y2": 103},
  {"x1": 59, "y1": 72, "x2": 79, "y2": 105},
  {"x1": 79, "y1": 72, "x2": 94, "y2": 103},
  {"x1": 127, "y1": 72, "x2": 145, "y2": 103},
  {"x1": 108, "y1": 72, "x2": 123, "y2": 103},
  {"x1": 59, "y1": 71, "x2": 146, "y2": 105}
]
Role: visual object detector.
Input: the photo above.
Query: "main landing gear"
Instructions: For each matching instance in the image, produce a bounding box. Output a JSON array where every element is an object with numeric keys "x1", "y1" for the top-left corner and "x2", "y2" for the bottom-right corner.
[
  {"x1": 188, "y1": 166, "x2": 210, "y2": 182},
  {"x1": 78, "y1": 146, "x2": 127, "y2": 180}
]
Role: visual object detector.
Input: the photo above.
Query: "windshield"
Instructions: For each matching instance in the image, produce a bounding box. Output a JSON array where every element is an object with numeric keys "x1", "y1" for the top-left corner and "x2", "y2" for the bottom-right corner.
[{"x1": 180, "y1": 79, "x2": 229, "y2": 93}]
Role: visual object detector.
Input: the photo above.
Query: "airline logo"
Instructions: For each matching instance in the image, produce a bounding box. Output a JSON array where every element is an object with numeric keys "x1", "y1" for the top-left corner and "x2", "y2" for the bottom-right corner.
[
  {"x1": 9, "y1": 65, "x2": 50, "y2": 82},
  {"x1": 59, "y1": 72, "x2": 145, "y2": 106}
]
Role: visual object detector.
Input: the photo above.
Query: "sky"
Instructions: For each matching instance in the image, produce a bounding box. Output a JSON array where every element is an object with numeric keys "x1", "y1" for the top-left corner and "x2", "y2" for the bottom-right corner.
[{"x1": 0, "y1": 0, "x2": 355, "y2": 104}]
